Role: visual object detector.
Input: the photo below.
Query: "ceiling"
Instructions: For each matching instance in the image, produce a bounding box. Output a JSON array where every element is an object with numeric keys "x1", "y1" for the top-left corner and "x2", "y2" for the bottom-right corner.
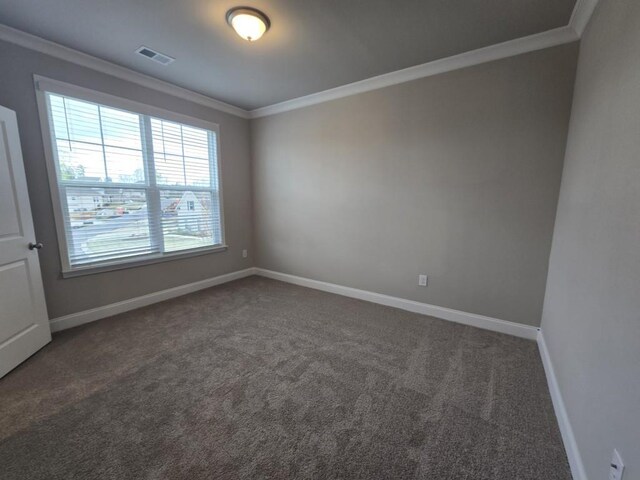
[{"x1": 0, "y1": 0, "x2": 577, "y2": 110}]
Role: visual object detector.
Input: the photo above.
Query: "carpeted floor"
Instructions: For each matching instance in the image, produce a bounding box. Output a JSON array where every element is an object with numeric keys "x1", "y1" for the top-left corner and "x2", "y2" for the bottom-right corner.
[{"x1": 0, "y1": 276, "x2": 570, "y2": 479}]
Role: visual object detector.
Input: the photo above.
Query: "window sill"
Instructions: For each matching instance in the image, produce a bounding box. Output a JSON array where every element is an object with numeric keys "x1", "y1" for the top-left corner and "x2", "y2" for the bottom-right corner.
[{"x1": 61, "y1": 245, "x2": 228, "y2": 278}]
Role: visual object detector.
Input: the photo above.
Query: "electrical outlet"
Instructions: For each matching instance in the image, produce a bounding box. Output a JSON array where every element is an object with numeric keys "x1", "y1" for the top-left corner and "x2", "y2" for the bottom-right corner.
[
  {"x1": 609, "y1": 449, "x2": 625, "y2": 480},
  {"x1": 418, "y1": 274, "x2": 428, "y2": 287},
  {"x1": 242, "y1": 249, "x2": 248, "y2": 258}
]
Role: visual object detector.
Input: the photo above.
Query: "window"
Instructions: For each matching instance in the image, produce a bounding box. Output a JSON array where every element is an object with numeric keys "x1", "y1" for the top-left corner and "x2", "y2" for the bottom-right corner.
[{"x1": 37, "y1": 78, "x2": 225, "y2": 275}]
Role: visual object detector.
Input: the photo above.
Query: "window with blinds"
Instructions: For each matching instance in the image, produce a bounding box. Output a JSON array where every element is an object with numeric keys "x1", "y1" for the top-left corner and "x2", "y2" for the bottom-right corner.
[{"x1": 39, "y1": 84, "x2": 224, "y2": 273}]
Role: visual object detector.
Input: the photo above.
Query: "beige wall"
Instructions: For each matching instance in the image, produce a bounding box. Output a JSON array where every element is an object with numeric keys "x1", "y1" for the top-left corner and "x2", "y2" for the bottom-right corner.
[
  {"x1": 541, "y1": 1, "x2": 640, "y2": 478},
  {"x1": 0, "y1": 40, "x2": 253, "y2": 319},
  {"x1": 252, "y1": 44, "x2": 578, "y2": 327}
]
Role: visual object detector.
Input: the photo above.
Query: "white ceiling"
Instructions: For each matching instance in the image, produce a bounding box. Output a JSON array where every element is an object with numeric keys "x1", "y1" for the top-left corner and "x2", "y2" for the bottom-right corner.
[{"x1": 0, "y1": 0, "x2": 577, "y2": 110}]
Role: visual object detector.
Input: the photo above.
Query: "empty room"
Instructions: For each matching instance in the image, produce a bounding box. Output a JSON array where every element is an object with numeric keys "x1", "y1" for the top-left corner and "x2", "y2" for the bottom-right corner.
[{"x1": 0, "y1": 0, "x2": 638, "y2": 478}]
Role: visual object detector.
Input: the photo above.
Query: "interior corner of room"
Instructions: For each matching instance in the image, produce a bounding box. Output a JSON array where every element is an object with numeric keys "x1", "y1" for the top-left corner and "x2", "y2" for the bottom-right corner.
[{"x1": 0, "y1": 0, "x2": 637, "y2": 479}]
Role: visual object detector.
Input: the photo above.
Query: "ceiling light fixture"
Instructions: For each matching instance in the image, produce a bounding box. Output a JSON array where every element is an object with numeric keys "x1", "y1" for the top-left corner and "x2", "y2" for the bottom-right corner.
[{"x1": 226, "y1": 7, "x2": 270, "y2": 42}]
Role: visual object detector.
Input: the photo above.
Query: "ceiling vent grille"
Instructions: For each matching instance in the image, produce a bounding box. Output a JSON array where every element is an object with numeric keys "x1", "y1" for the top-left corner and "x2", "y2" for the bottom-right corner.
[{"x1": 135, "y1": 46, "x2": 175, "y2": 65}]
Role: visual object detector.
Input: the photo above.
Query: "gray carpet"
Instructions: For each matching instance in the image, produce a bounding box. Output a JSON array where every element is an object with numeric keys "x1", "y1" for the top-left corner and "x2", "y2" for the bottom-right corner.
[{"x1": 0, "y1": 276, "x2": 570, "y2": 479}]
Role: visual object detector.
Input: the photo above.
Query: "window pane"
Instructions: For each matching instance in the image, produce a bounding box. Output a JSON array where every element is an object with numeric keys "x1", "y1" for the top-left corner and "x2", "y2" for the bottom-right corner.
[
  {"x1": 64, "y1": 187, "x2": 156, "y2": 265},
  {"x1": 48, "y1": 95, "x2": 70, "y2": 141},
  {"x1": 105, "y1": 146, "x2": 145, "y2": 184},
  {"x1": 155, "y1": 153, "x2": 186, "y2": 186},
  {"x1": 182, "y1": 126, "x2": 209, "y2": 158},
  {"x1": 151, "y1": 118, "x2": 183, "y2": 156},
  {"x1": 184, "y1": 156, "x2": 211, "y2": 187},
  {"x1": 48, "y1": 94, "x2": 145, "y2": 184},
  {"x1": 151, "y1": 118, "x2": 213, "y2": 187},
  {"x1": 56, "y1": 141, "x2": 106, "y2": 181},
  {"x1": 62, "y1": 97, "x2": 103, "y2": 144},
  {"x1": 100, "y1": 106, "x2": 142, "y2": 149},
  {"x1": 161, "y1": 190, "x2": 218, "y2": 252}
]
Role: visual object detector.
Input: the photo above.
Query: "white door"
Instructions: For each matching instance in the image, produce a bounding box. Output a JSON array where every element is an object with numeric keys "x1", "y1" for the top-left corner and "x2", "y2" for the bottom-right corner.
[{"x1": 0, "y1": 105, "x2": 51, "y2": 378}]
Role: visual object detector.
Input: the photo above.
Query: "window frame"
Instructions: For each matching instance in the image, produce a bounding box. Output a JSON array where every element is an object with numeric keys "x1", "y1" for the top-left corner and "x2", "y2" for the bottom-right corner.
[{"x1": 35, "y1": 75, "x2": 227, "y2": 278}]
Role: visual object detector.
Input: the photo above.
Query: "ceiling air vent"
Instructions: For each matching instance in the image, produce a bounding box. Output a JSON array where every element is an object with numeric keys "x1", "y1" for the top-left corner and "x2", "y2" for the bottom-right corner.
[{"x1": 135, "y1": 46, "x2": 175, "y2": 66}]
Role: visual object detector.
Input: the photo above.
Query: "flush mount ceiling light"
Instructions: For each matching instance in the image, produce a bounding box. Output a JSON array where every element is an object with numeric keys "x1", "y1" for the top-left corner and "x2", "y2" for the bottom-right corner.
[{"x1": 226, "y1": 7, "x2": 270, "y2": 42}]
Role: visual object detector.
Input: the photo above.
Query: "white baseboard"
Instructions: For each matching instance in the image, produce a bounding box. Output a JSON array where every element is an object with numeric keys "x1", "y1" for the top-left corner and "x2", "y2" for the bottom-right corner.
[
  {"x1": 537, "y1": 331, "x2": 587, "y2": 480},
  {"x1": 254, "y1": 268, "x2": 539, "y2": 340},
  {"x1": 49, "y1": 268, "x2": 257, "y2": 332}
]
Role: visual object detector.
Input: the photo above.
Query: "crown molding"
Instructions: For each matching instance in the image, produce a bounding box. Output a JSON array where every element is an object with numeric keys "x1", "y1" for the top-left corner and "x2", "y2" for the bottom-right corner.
[
  {"x1": 249, "y1": 26, "x2": 579, "y2": 118},
  {"x1": 0, "y1": 24, "x2": 250, "y2": 119},
  {"x1": 2, "y1": 1, "x2": 599, "y2": 122},
  {"x1": 569, "y1": 0, "x2": 600, "y2": 37}
]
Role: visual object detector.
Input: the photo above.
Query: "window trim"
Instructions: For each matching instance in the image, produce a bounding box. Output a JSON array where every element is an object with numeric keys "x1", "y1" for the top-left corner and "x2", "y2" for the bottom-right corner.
[{"x1": 34, "y1": 75, "x2": 227, "y2": 277}]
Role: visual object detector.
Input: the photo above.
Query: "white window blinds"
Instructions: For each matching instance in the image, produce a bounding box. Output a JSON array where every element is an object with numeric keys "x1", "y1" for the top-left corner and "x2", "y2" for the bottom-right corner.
[{"x1": 42, "y1": 89, "x2": 223, "y2": 271}]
